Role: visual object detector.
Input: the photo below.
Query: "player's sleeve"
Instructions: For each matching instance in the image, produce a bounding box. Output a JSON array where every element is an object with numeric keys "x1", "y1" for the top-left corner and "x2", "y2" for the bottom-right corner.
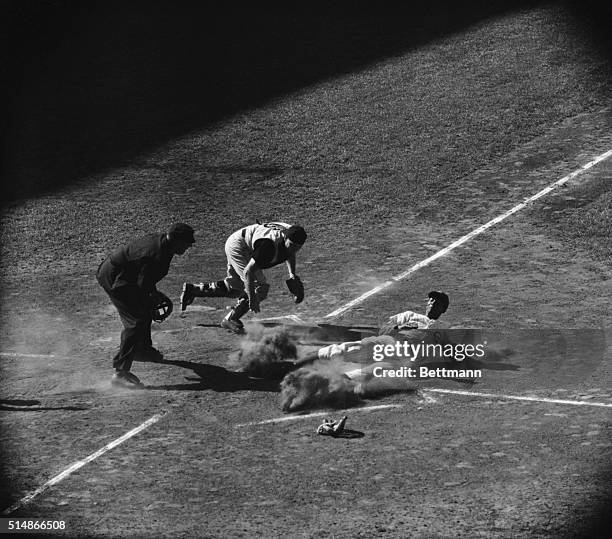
[
  {"x1": 389, "y1": 310, "x2": 416, "y2": 327},
  {"x1": 136, "y1": 256, "x2": 167, "y2": 294},
  {"x1": 252, "y1": 238, "x2": 276, "y2": 266}
]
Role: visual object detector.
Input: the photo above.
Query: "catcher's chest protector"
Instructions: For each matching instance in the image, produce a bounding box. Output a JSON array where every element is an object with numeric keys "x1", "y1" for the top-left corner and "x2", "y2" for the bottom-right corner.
[{"x1": 243, "y1": 222, "x2": 292, "y2": 267}]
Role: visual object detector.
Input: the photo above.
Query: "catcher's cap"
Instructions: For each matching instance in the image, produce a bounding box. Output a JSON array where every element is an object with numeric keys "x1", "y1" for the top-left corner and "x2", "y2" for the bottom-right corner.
[
  {"x1": 168, "y1": 223, "x2": 195, "y2": 244},
  {"x1": 285, "y1": 225, "x2": 307, "y2": 245}
]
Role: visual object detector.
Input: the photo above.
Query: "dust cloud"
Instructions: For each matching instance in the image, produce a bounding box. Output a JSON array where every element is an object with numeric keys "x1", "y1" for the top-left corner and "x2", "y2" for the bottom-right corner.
[
  {"x1": 230, "y1": 325, "x2": 298, "y2": 379},
  {"x1": 280, "y1": 358, "x2": 360, "y2": 412}
]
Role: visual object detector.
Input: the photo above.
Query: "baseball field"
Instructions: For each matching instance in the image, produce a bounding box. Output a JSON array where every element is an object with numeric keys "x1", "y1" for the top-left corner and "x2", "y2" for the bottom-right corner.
[{"x1": 1, "y1": 2, "x2": 611, "y2": 537}]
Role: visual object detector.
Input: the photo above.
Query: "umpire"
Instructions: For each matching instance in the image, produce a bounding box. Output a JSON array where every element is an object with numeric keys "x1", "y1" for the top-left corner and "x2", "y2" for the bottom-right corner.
[{"x1": 97, "y1": 223, "x2": 195, "y2": 388}]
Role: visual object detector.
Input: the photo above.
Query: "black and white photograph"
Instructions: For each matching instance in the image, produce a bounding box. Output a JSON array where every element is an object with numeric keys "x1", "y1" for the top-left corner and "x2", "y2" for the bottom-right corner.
[{"x1": 1, "y1": 1, "x2": 610, "y2": 537}]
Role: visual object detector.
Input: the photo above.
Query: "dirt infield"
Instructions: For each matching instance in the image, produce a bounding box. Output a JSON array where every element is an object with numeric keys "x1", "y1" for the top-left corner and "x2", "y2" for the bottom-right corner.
[{"x1": 1, "y1": 3, "x2": 611, "y2": 538}]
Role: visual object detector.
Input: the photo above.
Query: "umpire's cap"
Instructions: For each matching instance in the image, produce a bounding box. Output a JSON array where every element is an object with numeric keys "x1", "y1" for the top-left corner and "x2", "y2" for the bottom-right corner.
[
  {"x1": 285, "y1": 225, "x2": 307, "y2": 245},
  {"x1": 168, "y1": 223, "x2": 195, "y2": 244}
]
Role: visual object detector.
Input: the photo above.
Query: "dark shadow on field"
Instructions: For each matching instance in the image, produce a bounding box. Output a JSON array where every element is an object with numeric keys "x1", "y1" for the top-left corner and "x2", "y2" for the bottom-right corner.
[
  {"x1": 3, "y1": 0, "x2": 551, "y2": 203},
  {"x1": 0, "y1": 399, "x2": 40, "y2": 407},
  {"x1": 195, "y1": 323, "x2": 225, "y2": 329},
  {"x1": 321, "y1": 429, "x2": 365, "y2": 439},
  {"x1": 145, "y1": 359, "x2": 281, "y2": 393},
  {"x1": 570, "y1": 479, "x2": 612, "y2": 539},
  {"x1": 0, "y1": 399, "x2": 88, "y2": 411},
  {"x1": 480, "y1": 329, "x2": 607, "y2": 388}
]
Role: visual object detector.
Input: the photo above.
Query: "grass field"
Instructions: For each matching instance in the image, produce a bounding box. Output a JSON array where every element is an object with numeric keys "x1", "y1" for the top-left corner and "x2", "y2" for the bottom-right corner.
[{"x1": 1, "y1": 3, "x2": 611, "y2": 538}]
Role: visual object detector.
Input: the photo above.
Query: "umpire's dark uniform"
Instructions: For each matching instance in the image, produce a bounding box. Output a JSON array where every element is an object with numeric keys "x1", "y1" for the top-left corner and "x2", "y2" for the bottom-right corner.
[{"x1": 97, "y1": 232, "x2": 177, "y2": 372}]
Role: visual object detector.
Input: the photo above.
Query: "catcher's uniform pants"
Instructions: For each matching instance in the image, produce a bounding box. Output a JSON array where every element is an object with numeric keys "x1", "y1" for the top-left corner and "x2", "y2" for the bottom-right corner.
[
  {"x1": 97, "y1": 263, "x2": 152, "y2": 371},
  {"x1": 223, "y1": 230, "x2": 269, "y2": 300}
]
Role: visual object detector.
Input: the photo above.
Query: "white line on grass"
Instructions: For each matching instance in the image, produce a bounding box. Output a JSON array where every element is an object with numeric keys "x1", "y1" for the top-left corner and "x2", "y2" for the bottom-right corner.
[
  {"x1": 325, "y1": 149, "x2": 612, "y2": 318},
  {"x1": 425, "y1": 389, "x2": 612, "y2": 408},
  {"x1": 256, "y1": 314, "x2": 307, "y2": 324},
  {"x1": 1, "y1": 413, "x2": 166, "y2": 515},
  {"x1": 0, "y1": 352, "x2": 57, "y2": 359},
  {"x1": 235, "y1": 404, "x2": 403, "y2": 427},
  {"x1": 237, "y1": 390, "x2": 612, "y2": 429}
]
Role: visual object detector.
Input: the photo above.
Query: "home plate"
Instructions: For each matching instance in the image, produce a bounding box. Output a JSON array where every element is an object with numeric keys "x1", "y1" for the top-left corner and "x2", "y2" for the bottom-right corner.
[
  {"x1": 178, "y1": 305, "x2": 217, "y2": 313},
  {"x1": 256, "y1": 314, "x2": 307, "y2": 324}
]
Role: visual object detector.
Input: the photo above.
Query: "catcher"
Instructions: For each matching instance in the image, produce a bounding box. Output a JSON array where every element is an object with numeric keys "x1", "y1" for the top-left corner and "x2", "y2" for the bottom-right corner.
[
  {"x1": 180, "y1": 221, "x2": 307, "y2": 334},
  {"x1": 97, "y1": 223, "x2": 195, "y2": 388}
]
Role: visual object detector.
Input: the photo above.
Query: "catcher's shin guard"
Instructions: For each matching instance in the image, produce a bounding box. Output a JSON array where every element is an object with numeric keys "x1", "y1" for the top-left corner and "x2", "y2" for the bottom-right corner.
[
  {"x1": 180, "y1": 281, "x2": 229, "y2": 311},
  {"x1": 221, "y1": 295, "x2": 250, "y2": 334}
]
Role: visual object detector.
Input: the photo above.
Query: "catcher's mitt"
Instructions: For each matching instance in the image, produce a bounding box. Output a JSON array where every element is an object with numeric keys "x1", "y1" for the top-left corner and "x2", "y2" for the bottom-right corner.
[
  {"x1": 285, "y1": 276, "x2": 305, "y2": 304},
  {"x1": 149, "y1": 291, "x2": 173, "y2": 322}
]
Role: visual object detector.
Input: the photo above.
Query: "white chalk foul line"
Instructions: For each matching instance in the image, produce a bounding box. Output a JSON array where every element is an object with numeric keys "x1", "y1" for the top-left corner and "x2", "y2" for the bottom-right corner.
[
  {"x1": 236, "y1": 390, "x2": 612, "y2": 430},
  {"x1": 1, "y1": 412, "x2": 166, "y2": 515},
  {"x1": 325, "y1": 149, "x2": 612, "y2": 318},
  {"x1": 425, "y1": 389, "x2": 612, "y2": 408},
  {"x1": 256, "y1": 314, "x2": 307, "y2": 324},
  {"x1": 0, "y1": 352, "x2": 57, "y2": 359},
  {"x1": 235, "y1": 404, "x2": 402, "y2": 427}
]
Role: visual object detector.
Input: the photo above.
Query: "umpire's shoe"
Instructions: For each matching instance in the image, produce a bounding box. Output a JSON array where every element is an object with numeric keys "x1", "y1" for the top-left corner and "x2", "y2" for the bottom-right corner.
[{"x1": 111, "y1": 370, "x2": 144, "y2": 389}]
